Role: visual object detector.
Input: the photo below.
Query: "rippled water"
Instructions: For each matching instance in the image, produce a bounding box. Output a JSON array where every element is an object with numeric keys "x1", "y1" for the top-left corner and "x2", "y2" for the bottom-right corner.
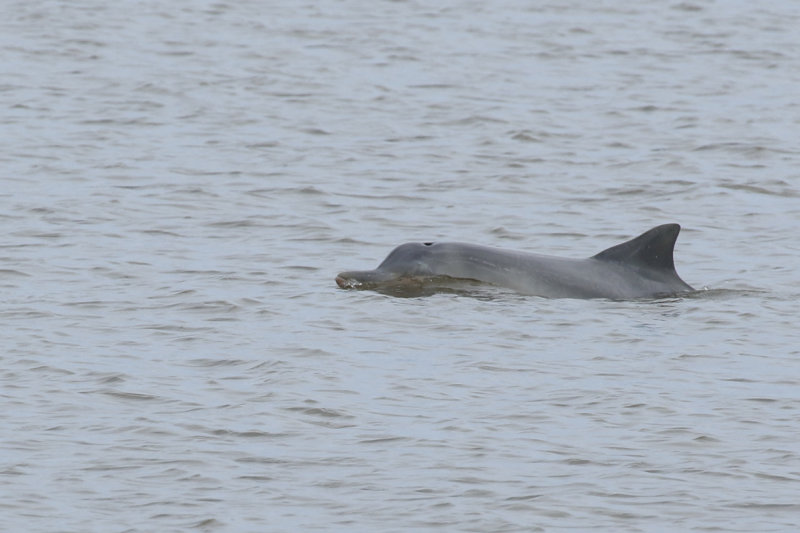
[{"x1": 3, "y1": 1, "x2": 800, "y2": 531}]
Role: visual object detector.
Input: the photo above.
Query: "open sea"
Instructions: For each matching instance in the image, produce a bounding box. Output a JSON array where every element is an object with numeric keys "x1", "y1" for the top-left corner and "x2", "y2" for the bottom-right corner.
[{"x1": 2, "y1": 1, "x2": 800, "y2": 531}]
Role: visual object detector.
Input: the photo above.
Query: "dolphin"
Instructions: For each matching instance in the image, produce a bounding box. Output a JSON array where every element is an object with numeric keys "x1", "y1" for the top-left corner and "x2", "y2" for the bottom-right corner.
[{"x1": 335, "y1": 224, "x2": 695, "y2": 299}]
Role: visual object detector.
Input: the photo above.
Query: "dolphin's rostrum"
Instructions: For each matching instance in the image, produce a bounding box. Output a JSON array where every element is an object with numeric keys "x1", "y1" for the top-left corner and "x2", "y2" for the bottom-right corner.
[{"x1": 336, "y1": 224, "x2": 695, "y2": 299}]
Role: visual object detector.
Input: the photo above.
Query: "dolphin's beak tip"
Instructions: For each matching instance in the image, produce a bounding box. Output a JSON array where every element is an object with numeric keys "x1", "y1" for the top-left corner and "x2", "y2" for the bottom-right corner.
[{"x1": 335, "y1": 274, "x2": 359, "y2": 289}]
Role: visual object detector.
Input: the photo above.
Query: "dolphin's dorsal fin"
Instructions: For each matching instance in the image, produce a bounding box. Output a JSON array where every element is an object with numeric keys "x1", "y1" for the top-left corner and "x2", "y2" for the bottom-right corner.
[{"x1": 592, "y1": 224, "x2": 682, "y2": 271}]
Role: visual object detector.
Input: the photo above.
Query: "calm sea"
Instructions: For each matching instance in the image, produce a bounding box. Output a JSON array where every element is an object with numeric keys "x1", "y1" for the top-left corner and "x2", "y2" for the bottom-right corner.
[{"x1": 2, "y1": 1, "x2": 799, "y2": 531}]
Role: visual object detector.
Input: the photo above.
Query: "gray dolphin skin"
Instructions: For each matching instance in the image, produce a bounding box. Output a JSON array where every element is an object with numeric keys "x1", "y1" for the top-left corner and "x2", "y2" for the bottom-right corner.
[{"x1": 335, "y1": 224, "x2": 695, "y2": 299}]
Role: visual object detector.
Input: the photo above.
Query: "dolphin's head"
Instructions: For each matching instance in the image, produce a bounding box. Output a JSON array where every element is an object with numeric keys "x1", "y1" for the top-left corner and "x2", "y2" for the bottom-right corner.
[{"x1": 336, "y1": 242, "x2": 438, "y2": 289}]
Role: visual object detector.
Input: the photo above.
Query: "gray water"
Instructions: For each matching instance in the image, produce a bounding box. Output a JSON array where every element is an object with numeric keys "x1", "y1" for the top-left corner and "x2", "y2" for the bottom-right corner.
[{"x1": 2, "y1": 1, "x2": 800, "y2": 531}]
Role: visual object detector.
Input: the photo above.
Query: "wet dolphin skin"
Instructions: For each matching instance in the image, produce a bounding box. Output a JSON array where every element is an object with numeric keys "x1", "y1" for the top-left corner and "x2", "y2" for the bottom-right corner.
[{"x1": 336, "y1": 224, "x2": 694, "y2": 299}]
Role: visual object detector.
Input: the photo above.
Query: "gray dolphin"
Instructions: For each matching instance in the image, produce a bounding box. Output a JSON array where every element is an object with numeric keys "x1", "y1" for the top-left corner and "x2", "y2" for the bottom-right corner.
[{"x1": 336, "y1": 224, "x2": 695, "y2": 299}]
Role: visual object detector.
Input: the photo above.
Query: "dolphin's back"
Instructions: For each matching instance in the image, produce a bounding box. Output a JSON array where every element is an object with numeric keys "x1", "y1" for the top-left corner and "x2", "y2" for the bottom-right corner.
[{"x1": 430, "y1": 224, "x2": 693, "y2": 298}]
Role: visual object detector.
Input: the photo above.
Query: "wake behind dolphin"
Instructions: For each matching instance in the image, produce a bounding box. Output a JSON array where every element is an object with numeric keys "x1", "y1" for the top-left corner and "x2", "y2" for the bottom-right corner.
[{"x1": 336, "y1": 224, "x2": 695, "y2": 299}]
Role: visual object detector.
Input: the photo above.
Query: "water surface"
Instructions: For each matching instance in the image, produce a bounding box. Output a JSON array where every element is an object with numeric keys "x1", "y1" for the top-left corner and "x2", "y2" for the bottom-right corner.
[{"x1": 2, "y1": 1, "x2": 800, "y2": 531}]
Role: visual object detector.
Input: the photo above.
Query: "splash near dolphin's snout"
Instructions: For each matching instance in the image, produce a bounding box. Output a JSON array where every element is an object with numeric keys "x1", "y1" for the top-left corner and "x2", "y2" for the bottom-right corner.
[
  {"x1": 335, "y1": 275, "x2": 361, "y2": 289},
  {"x1": 335, "y1": 268, "x2": 401, "y2": 289}
]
